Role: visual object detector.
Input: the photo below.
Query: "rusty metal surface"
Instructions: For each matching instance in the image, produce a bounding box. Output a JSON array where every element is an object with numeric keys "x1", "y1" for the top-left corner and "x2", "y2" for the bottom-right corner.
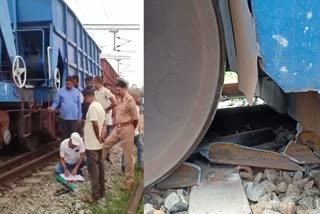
[
  {"x1": 38, "y1": 110, "x2": 56, "y2": 139},
  {"x1": 127, "y1": 180, "x2": 143, "y2": 214},
  {"x1": 0, "y1": 152, "x2": 33, "y2": 169},
  {"x1": 101, "y1": 58, "x2": 119, "y2": 94},
  {"x1": 0, "y1": 149, "x2": 60, "y2": 183},
  {"x1": 205, "y1": 142, "x2": 304, "y2": 171},
  {"x1": 155, "y1": 162, "x2": 201, "y2": 190},
  {"x1": 234, "y1": 166, "x2": 253, "y2": 180},
  {"x1": 0, "y1": 141, "x2": 60, "y2": 184},
  {"x1": 296, "y1": 130, "x2": 320, "y2": 153},
  {"x1": 283, "y1": 141, "x2": 320, "y2": 164},
  {"x1": 0, "y1": 111, "x2": 10, "y2": 145},
  {"x1": 144, "y1": 0, "x2": 225, "y2": 187},
  {"x1": 287, "y1": 92, "x2": 320, "y2": 137},
  {"x1": 189, "y1": 167, "x2": 252, "y2": 214},
  {"x1": 256, "y1": 90, "x2": 320, "y2": 141},
  {"x1": 197, "y1": 127, "x2": 275, "y2": 154},
  {"x1": 222, "y1": 83, "x2": 244, "y2": 97}
]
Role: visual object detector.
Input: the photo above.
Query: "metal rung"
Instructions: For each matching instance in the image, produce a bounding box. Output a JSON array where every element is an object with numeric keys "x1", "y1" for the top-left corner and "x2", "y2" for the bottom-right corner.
[{"x1": 28, "y1": 79, "x2": 47, "y2": 81}]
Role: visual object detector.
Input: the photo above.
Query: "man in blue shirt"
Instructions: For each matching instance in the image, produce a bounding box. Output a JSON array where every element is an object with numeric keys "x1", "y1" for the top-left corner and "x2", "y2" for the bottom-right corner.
[{"x1": 48, "y1": 76, "x2": 82, "y2": 139}]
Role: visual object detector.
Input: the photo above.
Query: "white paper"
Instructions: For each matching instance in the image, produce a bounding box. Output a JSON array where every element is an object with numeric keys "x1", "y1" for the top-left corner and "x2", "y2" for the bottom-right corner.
[{"x1": 59, "y1": 174, "x2": 84, "y2": 181}]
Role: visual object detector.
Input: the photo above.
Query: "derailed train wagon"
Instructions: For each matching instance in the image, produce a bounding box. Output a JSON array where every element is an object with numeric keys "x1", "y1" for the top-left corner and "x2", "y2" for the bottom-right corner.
[{"x1": 0, "y1": 0, "x2": 101, "y2": 151}]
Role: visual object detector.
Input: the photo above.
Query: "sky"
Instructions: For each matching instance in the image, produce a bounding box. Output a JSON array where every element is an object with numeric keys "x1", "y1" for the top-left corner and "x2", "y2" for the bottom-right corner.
[{"x1": 64, "y1": 0, "x2": 144, "y2": 87}]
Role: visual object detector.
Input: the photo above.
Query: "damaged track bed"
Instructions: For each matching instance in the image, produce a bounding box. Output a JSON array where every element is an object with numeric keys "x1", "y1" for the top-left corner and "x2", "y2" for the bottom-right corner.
[
  {"x1": 0, "y1": 141, "x2": 59, "y2": 185},
  {"x1": 145, "y1": 105, "x2": 320, "y2": 213}
]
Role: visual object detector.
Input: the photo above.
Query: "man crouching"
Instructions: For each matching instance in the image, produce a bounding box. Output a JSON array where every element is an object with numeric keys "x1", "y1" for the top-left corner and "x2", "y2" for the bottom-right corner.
[{"x1": 55, "y1": 132, "x2": 86, "y2": 176}]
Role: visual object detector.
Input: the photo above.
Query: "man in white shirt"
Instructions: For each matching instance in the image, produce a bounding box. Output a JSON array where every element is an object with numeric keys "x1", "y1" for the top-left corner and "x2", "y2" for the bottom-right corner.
[
  {"x1": 83, "y1": 89, "x2": 106, "y2": 203},
  {"x1": 94, "y1": 77, "x2": 117, "y2": 163},
  {"x1": 55, "y1": 132, "x2": 86, "y2": 176},
  {"x1": 105, "y1": 92, "x2": 116, "y2": 134},
  {"x1": 93, "y1": 77, "x2": 116, "y2": 136}
]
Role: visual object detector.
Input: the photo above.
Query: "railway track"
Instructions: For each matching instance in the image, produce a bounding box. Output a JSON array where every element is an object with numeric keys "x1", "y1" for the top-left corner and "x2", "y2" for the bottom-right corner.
[
  {"x1": 0, "y1": 141, "x2": 59, "y2": 185},
  {"x1": 127, "y1": 180, "x2": 144, "y2": 214},
  {"x1": 145, "y1": 105, "x2": 302, "y2": 213}
]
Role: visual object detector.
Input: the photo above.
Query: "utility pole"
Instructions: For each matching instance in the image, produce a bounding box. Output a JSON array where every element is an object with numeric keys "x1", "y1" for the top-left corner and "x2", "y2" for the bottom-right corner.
[
  {"x1": 115, "y1": 59, "x2": 121, "y2": 74},
  {"x1": 83, "y1": 24, "x2": 140, "y2": 51},
  {"x1": 102, "y1": 55, "x2": 130, "y2": 75}
]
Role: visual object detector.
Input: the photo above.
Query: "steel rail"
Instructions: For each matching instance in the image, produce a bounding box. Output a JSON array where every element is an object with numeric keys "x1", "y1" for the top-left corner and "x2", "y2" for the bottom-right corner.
[{"x1": 127, "y1": 180, "x2": 144, "y2": 214}]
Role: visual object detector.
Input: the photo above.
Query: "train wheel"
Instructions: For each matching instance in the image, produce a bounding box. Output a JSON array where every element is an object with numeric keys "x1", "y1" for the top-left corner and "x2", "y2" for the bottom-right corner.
[
  {"x1": 0, "y1": 111, "x2": 11, "y2": 147},
  {"x1": 145, "y1": 0, "x2": 226, "y2": 187}
]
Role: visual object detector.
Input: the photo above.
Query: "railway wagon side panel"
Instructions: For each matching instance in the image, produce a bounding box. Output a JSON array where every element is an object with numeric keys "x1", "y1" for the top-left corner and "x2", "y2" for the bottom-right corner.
[
  {"x1": 0, "y1": 0, "x2": 102, "y2": 150},
  {"x1": 13, "y1": 0, "x2": 52, "y2": 23},
  {"x1": 101, "y1": 58, "x2": 118, "y2": 94},
  {"x1": 51, "y1": 0, "x2": 101, "y2": 89},
  {"x1": 248, "y1": 1, "x2": 320, "y2": 136},
  {"x1": 252, "y1": 0, "x2": 320, "y2": 93}
]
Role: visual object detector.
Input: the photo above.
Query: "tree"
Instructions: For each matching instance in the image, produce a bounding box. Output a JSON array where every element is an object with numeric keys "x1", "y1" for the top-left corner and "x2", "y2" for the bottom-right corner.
[{"x1": 129, "y1": 84, "x2": 144, "y2": 96}]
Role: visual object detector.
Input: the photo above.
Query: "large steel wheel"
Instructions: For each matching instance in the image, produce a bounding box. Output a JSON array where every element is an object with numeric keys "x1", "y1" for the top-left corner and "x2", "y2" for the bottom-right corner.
[{"x1": 145, "y1": 0, "x2": 225, "y2": 187}]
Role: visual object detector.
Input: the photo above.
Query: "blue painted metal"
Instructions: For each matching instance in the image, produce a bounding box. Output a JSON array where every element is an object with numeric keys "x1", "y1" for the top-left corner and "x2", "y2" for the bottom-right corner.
[
  {"x1": 0, "y1": 37, "x2": 2, "y2": 68},
  {"x1": 252, "y1": 0, "x2": 320, "y2": 93},
  {"x1": 0, "y1": 0, "x2": 101, "y2": 104},
  {"x1": 0, "y1": 0, "x2": 17, "y2": 61},
  {"x1": 0, "y1": 82, "x2": 20, "y2": 102}
]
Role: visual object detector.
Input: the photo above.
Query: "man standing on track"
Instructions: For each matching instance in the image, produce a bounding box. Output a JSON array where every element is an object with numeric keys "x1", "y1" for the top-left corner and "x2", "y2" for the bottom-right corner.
[
  {"x1": 82, "y1": 89, "x2": 106, "y2": 203},
  {"x1": 104, "y1": 83, "x2": 117, "y2": 136},
  {"x1": 94, "y1": 76, "x2": 117, "y2": 136},
  {"x1": 48, "y1": 76, "x2": 82, "y2": 139},
  {"x1": 93, "y1": 77, "x2": 117, "y2": 162},
  {"x1": 102, "y1": 79, "x2": 138, "y2": 191},
  {"x1": 121, "y1": 94, "x2": 144, "y2": 172}
]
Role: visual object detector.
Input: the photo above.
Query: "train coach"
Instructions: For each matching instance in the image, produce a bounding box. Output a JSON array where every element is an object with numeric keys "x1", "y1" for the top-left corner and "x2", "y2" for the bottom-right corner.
[{"x1": 0, "y1": 0, "x2": 101, "y2": 151}]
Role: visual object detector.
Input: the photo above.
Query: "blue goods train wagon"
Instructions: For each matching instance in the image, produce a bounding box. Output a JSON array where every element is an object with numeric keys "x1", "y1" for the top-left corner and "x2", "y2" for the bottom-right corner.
[
  {"x1": 252, "y1": 0, "x2": 320, "y2": 93},
  {"x1": 0, "y1": 0, "x2": 101, "y2": 151},
  {"x1": 250, "y1": 0, "x2": 320, "y2": 135}
]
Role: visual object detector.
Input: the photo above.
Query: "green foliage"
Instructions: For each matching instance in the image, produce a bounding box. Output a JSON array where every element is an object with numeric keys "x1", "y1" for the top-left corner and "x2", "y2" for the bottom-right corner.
[
  {"x1": 129, "y1": 84, "x2": 144, "y2": 96},
  {"x1": 90, "y1": 169, "x2": 144, "y2": 214}
]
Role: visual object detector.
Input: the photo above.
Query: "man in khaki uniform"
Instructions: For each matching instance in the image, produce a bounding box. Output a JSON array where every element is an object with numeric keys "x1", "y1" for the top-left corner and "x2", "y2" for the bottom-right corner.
[{"x1": 103, "y1": 79, "x2": 138, "y2": 190}]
